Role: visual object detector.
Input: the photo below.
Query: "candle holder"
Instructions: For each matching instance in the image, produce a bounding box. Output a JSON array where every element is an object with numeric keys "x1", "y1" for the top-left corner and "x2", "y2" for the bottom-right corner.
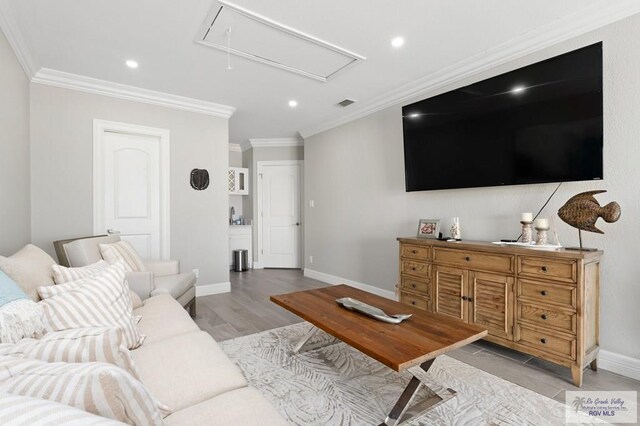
[
  {"x1": 450, "y1": 217, "x2": 461, "y2": 240},
  {"x1": 535, "y1": 226, "x2": 550, "y2": 245},
  {"x1": 520, "y1": 221, "x2": 533, "y2": 243}
]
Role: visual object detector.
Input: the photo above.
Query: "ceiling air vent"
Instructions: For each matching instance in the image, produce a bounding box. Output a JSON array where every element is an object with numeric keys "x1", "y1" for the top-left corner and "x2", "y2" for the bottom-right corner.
[{"x1": 337, "y1": 99, "x2": 357, "y2": 107}]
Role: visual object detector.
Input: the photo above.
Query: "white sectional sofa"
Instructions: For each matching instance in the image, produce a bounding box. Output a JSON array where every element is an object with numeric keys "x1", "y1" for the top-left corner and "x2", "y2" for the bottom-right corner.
[{"x1": 132, "y1": 293, "x2": 287, "y2": 425}]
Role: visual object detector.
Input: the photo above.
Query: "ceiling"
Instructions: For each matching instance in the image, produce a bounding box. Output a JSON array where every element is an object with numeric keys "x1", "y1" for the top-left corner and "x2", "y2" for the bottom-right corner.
[{"x1": 3, "y1": 0, "x2": 639, "y2": 143}]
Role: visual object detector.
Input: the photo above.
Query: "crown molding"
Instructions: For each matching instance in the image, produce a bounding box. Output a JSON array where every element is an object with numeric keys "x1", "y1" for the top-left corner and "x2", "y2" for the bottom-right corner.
[
  {"x1": 299, "y1": 0, "x2": 640, "y2": 138},
  {"x1": 32, "y1": 68, "x2": 236, "y2": 118},
  {"x1": 248, "y1": 138, "x2": 303, "y2": 149},
  {"x1": 0, "y1": 0, "x2": 37, "y2": 77},
  {"x1": 229, "y1": 143, "x2": 242, "y2": 152}
]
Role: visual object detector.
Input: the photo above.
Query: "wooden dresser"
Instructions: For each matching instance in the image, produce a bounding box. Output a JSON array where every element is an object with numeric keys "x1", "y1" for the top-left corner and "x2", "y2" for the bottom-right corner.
[{"x1": 397, "y1": 237, "x2": 602, "y2": 386}]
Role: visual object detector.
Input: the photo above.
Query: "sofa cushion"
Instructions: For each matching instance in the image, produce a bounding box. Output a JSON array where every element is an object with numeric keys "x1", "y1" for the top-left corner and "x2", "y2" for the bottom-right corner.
[
  {"x1": 131, "y1": 331, "x2": 246, "y2": 412},
  {"x1": 0, "y1": 244, "x2": 56, "y2": 301},
  {"x1": 165, "y1": 387, "x2": 287, "y2": 426},
  {"x1": 38, "y1": 261, "x2": 144, "y2": 350},
  {"x1": 99, "y1": 241, "x2": 147, "y2": 272},
  {"x1": 0, "y1": 327, "x2": 140, "y2": 379},
  {"x1": 0, "y1": 355, "x2": 166, "y2": 425},
  {"x1": 0, "y1": 392, "x2": 126, "y2": 425},
  {"x1": 151, "y1": 272, "x2": 196, "y2": 299},
  {"x1": 134, "y1": 294, "x2": 198, "y2": 344},
  {"x1": 51, "y1": 260, "x2": 109, "y2": 284}
]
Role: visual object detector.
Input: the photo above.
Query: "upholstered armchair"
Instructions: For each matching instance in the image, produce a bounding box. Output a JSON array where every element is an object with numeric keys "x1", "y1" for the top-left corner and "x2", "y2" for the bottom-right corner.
[{"x1": 53, "y1": 235, "x2": 196, "y2": 316}]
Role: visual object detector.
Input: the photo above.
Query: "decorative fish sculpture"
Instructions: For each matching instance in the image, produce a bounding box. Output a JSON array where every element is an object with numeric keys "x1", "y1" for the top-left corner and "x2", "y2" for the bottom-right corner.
[{"x1": 558, "y1": 190, "x2": 621, "y2": 234}]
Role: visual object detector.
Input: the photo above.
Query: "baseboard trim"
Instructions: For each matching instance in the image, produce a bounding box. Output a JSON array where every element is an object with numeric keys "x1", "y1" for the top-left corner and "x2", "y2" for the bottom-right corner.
[
  {"x1": 303, "y1": 269, "x2": 395, "y2": 300},
  {"x1": 599, "y1": 350, "x2": 640, "y2": 381},
  {"x1": 195, "y1": 282, "x2": 231, "y2": 297}
]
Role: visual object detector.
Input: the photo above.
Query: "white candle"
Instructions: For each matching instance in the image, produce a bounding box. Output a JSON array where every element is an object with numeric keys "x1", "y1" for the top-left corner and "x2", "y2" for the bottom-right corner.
[
  {"x1": 534, "y1": 218, "x2": 549, "y2": 229},
  {"x1": 521, "y1": 212, "x2": 533, "y2": 222}
]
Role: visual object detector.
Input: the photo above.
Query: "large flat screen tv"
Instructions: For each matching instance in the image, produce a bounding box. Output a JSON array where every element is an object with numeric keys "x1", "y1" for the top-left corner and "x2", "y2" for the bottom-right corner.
[{"x1": 402, "y1": 42, "x2": 603, "y2": 192}]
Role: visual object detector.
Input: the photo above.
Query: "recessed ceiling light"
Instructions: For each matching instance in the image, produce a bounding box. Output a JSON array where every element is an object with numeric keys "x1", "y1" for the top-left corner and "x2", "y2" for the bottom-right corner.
[
  {"x1": 391, "y1": 37, "x2": 405, "y2": 48},
  {"x1": 288, "y1": 100, "x2": 298, "y2": 108},
  {"x1": 511, "y1": 85, "x2": 526, "y2": 94},
  {"x1": 125, "y1": 60, "x2": 139, "y2": 69}
]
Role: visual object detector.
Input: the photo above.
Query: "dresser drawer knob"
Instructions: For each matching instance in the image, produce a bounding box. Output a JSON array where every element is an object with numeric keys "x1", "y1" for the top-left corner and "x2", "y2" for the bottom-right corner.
[
  {"x1": 412, "y1": 250, "x2": 418, "y2": 254},
  {"x1": 540, "y1": 338, "x2": 547, "y2": 344},
  {"x1": 411, "y1": 284, "x2": 416, "y2": 288},
  {"x1": 465, "y1": 256, "x2": 471, "y2": 261},
  {"x1": 541, "y1": 314, "x2": 548, "y2": 320},
  {"x1": 461, "y1": 296, "x2": 468, "y2": 301},
  {"x1": 541, "y1": 266, "x2": 548, "y2": 272},
  {"x1": 411, "y1": 267, "x2": 416, "y2": 271},
  {"x1": 411, "y1": 301, "x2": 416, "y2": 305},
  {"x1": 540, "y1": 290, "x2": 548, "y2": 296}
]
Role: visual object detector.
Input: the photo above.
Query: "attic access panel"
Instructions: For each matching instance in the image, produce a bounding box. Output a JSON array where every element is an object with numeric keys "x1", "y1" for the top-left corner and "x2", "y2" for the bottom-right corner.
[{"x1": 198, "y1": 1, "x2": 366, "y2": 82}]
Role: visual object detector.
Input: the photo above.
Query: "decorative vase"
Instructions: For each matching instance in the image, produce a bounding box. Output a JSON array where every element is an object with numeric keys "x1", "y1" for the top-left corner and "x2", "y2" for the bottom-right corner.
[
  {"x1": 521, "y1": 221, "x2": 533, "y2": 243},
  {"x1": 450, "y1": 217, "x2": 461, "y2": 240}
]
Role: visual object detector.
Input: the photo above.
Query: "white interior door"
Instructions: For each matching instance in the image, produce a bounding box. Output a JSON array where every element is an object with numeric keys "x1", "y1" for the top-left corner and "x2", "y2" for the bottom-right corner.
[
  {"x1": 94, "y1": 120, "x2": 170, "y2": 260},
  {"x1": 260, "y1": 162, "x2": 302, "y2": 268}
]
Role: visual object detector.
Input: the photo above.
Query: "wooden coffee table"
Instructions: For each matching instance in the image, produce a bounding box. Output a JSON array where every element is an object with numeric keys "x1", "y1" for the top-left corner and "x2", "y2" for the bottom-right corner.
[{"x1": 271, "y1": 284, "x2": 487, "y2": 426}]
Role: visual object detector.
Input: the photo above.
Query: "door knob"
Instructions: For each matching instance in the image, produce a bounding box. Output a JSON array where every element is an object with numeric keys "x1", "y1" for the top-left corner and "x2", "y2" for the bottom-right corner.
[
  {"x1": 295, "y1": 222, "x2": 301, "y2": 226},
  {"x1": 106, "y1": 229, "x2": 120, "y2": 234}
]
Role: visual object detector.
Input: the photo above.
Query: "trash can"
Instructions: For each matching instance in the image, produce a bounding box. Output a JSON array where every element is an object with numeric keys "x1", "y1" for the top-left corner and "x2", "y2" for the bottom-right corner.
[{"x1": 233, "y1": 249, "x2": 249, "y2": 272}]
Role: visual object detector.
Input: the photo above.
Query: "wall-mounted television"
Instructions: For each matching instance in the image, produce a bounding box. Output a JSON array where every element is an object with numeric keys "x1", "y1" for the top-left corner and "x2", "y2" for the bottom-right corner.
[{"x1": 402, "y1": 42, "x2": 603, "y2": 192}]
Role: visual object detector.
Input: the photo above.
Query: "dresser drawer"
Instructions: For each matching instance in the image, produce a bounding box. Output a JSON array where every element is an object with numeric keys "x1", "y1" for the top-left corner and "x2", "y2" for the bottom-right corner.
[
  {"x1": 401, "y1": 244, "x2": 431, "y2": 261},
  {"x1": 517, "y1": 302, "x2": 576, "y2": 334},
  {"x1": 517, "y1": 279, "x2": 576, "y2": 310},
  {"x1": 400, "y1": 275, "x2": 430, "y2": 295},
  {"x1": 400, "y1": 292, "x2": 429, "y2": 311},
  {"x1": 516, "y1": 325, "x2": 576, "y2": 360},
  {"x1": 401, "y1": 260, "x2": 431, "y2": 279},
  {"x1": 517, "y1": 256, "x2": 577, "y2": 284},
  {"x1": 433, "y1": 248, "x2": 514, "y2": 274}
]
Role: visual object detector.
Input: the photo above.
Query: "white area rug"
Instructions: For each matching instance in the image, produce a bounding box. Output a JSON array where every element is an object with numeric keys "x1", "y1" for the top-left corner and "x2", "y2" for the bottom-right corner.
[{"x1": 220, "y1": 323, "x2": 603, "y2": 425}]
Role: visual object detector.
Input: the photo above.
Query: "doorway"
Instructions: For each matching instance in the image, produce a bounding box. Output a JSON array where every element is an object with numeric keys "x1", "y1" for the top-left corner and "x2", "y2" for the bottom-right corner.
[
  {"x1": 93, "y1": 119, "x2": 170, "y2": 259},
  {"x1": 257, "y1": 160, "x2": 303, "y2": 268}
]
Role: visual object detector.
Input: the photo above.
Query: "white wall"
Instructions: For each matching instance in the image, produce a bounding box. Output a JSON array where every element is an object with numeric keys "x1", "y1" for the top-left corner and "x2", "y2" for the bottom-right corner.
[
  {"x1": 304, "y1": 14, "x2": 640, "y2": 361},
  {"x1": 0, "y1": 28, "x2": 30, "y2": 255},
  {"x1": 30, "y1": 84, "x2": 230, "y2": 287}
]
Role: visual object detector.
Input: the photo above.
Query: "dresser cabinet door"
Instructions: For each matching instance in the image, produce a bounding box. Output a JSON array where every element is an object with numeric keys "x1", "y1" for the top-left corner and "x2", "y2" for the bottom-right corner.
[
  {"x1": 469, "y1": 271, "x2": 514, "y2": 341},
  {"x1": 434, "y1": 266, "x2": 468, "y2": 321}
]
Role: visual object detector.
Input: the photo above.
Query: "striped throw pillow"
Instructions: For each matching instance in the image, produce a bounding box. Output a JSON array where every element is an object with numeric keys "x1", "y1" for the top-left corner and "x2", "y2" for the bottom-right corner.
[
  {"x1": 0, "y1": 327, "x2": 140, "y2": 380},
  {"x1": 0, "y1": 356, "x2": 167, "y2": 424},
  {"x1": 38, "y1": 262, "x2": 144, "y2": 349},
  {"x1": 99, "y1": 241, "x2": 146, "y2": 272},
  {"x1": 0, "y1": 392, "x2": 125, "y2": 426},
  {"x1": 51, "y1": 260, "x2": 110, "y2": 284}
]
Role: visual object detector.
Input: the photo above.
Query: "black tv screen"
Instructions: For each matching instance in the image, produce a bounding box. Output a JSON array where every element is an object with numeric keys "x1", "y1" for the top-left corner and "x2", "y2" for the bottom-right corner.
[{"x1": 402, "y1": 42, "x2": 603, "y2": 192}]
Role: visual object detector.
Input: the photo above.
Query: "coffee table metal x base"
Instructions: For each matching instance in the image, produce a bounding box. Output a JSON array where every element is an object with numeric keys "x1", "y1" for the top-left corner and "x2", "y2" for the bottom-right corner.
[{"x1": 292, "y1": 326, "x2": 457, "y2": 425}]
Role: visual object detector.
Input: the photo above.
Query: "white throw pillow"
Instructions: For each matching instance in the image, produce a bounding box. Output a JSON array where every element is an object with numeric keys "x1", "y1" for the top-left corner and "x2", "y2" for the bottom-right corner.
[
  {"x1": 99, "y1": 241, "x2": 147, "y2": 272},
  {"x1": 0, "y1": 326, "x2": 140, "y2": 379},
  {"x1": 0, "y1": 392, "x2": 126, "y2": 425},
  {"x1": 0, "y1": 355, "x2": 168, "y2": 424},
  {"x1": 0, "y1": 244, "x2": 56, "y2": 301},
  {"x1": 37, "y1": 261, "x2": 145, "y2": 349},
  {"x1": 51, "y1": 260, "x2": 110, "y2": 284},
  {"x1": 0, "y1": 271, "x2": 45, "y2": 343}
]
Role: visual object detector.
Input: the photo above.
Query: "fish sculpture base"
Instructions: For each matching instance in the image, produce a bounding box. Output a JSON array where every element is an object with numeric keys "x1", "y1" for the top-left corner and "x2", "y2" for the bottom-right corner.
[{"x1": 564, "y1": 229, "x2": 599, "y2": 251}]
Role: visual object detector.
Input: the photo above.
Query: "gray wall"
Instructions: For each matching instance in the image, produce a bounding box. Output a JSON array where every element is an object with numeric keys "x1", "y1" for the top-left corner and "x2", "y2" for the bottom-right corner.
[
  {"x1": 30, "y1": 84, "x2": 230, "y2": 287},
  {"x1": 243, "y1": 146, "x2": 304, "y2": 260},
  {"x1": 0, "y1": 28, "x2": 31, "y2": 255},
  {"x1": 304, "y1": 15, "x2": 640, "y2": 360}
]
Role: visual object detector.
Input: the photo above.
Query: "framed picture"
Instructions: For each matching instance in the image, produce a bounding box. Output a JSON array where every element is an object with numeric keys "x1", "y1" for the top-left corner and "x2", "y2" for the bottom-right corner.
[{"x1": 417, "y1": 219, "x2": 440, "y2": 239}]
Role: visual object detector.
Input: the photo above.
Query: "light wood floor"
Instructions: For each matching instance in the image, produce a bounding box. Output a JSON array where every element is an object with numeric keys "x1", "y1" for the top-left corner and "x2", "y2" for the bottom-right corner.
[{"x1": 194, "y1": 269, "x2": 640, "y2": 404}]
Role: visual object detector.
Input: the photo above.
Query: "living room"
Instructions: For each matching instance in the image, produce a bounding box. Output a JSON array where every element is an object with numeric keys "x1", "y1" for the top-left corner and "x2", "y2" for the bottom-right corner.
[{"x1": 1, "y1": 1, "x2": 639, "y2": 425}]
